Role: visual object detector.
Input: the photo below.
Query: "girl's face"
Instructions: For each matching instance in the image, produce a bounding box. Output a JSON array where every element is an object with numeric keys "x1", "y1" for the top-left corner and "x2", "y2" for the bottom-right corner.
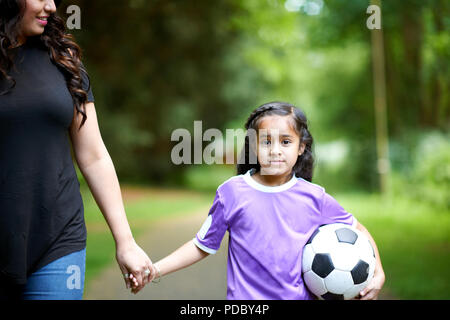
[
  {"x1": 256, "y1": 115, "x2": 305, "y2": 177},
  {"x1": 19, "y1": 0, "x2": 56, "y2": 39}
]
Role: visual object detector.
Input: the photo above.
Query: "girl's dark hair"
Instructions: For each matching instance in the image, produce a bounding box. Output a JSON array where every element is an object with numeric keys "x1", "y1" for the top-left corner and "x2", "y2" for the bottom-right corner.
[
  {"x1": 0, "y1": 0, "x2": 89, "y2": 127},
  {"x1": 237, "y1": 101, "x2": 315, "y2": 182}
]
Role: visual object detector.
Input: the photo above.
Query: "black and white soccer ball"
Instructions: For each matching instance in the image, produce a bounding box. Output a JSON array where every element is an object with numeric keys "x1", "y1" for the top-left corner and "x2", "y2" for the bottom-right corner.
[{"x1": 302, "y1": 223, "x2": 376, "y2": 300}]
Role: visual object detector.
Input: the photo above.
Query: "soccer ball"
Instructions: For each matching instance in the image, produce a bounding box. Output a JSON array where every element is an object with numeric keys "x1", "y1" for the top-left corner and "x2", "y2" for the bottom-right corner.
[{"x1": 302, "y1": 223, "x2": 376, "y2": 300}]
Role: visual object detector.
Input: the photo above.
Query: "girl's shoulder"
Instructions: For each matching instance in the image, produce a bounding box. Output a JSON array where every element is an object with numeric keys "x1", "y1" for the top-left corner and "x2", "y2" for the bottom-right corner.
[
  {"x1": 295, "y1": 177, "x2": 331, "y2": 204},
  {"x1": 213, "y1": 174, "x2": 247, "y2": 209},
  {"x1": 216, "y1": 174, "x2": 245, "y2": 192},
  {"x1": 296, "y1": 176, "x2": 325, "y2": 193}
]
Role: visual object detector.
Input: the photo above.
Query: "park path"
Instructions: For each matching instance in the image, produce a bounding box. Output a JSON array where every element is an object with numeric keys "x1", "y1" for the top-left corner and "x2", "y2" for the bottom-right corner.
[{"x1": 84, "y1": 207, "x2": 228, "y2": 300}]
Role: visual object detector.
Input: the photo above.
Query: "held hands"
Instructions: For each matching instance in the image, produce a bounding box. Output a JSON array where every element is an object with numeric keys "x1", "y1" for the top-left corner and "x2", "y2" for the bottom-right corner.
[
  {"x1": 115, "y1": 239, "x2": 157, "y2": 294},
  {"x1": 128, "y1": 264, "x2": 160, "y2": 294}
]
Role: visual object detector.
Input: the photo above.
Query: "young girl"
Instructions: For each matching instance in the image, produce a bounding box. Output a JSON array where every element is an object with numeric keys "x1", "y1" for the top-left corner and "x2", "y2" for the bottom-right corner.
[{"x1": 133, "y1": 101, "x2": 385, "y2": 299}]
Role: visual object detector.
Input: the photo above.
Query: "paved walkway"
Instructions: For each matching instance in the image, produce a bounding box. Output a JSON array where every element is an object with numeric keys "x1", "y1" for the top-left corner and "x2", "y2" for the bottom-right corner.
[{"x1": 84, "y1": 207, "x2": 228, "y2": 300}]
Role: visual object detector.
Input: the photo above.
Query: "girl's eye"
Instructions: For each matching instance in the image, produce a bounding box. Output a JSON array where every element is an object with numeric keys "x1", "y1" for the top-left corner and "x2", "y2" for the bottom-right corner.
[
  {"x1": 261, "y1": 140, "x2": 271, "y2": 145},
  {"x1": 282, "y1": 140, "x2": 291, "y2": 145}
]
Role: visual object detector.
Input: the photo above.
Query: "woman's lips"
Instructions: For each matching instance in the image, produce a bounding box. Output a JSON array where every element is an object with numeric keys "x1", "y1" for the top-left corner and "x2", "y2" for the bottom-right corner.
[{"x1": 36, "y1": 17, "x2": 48, "y2": 26}]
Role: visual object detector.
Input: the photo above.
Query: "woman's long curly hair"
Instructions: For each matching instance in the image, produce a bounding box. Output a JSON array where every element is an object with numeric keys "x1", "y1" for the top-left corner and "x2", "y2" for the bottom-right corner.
[
  {"x1": 0, "y1": 0, "x2": 89, "y2": 127},
  {"x1": 237, "y1": 101, "x2": 315, "y2": 182}
]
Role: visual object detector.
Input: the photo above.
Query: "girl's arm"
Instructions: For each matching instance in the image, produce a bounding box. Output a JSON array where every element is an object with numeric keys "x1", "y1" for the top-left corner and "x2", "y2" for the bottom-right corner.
[
  {"x1": 69, "y1": 102, "x2": 155, "y2": 292},
  {"x1": 129, "y1": 239, "x2": 209, "y2": 293},
  {"x1": 356, "y1": 222, "x2": 385, "y2": 300},
  {"x1": 155, "y1": 240, "x2": 209, "y2": 277}
]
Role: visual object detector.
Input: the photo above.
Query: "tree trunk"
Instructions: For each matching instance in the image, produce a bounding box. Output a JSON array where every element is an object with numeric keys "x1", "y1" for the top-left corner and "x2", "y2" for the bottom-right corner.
[{"x1": 370, "y1": 0, "x2": 390, "y2": 195}]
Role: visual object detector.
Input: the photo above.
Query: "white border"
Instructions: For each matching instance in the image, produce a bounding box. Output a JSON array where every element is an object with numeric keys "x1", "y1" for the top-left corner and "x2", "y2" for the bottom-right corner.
[
  {"x1": 197, "y1": 215, "x2": 213, "y2": 240},
  {"x1": 193, "y1": 237, "x2": 217, "y2": 254}
]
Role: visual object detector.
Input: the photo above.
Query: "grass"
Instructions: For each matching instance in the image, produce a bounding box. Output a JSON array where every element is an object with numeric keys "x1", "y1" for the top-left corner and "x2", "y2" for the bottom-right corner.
[
  {"x1": 335, "y1": 192, "x2": 450, "y2": 299},
  {"x1": 82, "y1": 184, "x2": 450, "y2": 300}
]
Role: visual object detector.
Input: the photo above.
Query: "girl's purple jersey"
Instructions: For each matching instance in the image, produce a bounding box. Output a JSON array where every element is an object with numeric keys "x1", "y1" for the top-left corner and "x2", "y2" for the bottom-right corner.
[{"x1": 193, "y1": 170, "x2": 357, "y2": 300}]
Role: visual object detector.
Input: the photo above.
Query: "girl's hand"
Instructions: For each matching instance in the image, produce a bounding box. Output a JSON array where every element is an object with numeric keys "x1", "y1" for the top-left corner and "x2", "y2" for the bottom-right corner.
[
  {"x1": 129, "y1": 264, "x2": 158, "y2": 294},
  {"x1": 354, "y1": 222, "x2": 385, "y2": 300},
  {"x1": 115, "y1": 239, "x2": 155, "y2": 293},
  {"x1": 358, "y1": 270, "x2": 385, "y2": 300}
]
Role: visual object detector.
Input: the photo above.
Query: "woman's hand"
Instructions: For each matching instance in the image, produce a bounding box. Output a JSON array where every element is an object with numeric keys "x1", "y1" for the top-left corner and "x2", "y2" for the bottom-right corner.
[{"x1": 115, "y1": 239, "x2": 155, "y2": 293}]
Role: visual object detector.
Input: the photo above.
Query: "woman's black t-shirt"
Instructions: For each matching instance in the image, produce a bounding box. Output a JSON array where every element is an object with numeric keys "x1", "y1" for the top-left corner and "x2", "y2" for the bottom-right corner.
[{"x1": 0, "y1": 36, "x2": 94, "y2": 285}]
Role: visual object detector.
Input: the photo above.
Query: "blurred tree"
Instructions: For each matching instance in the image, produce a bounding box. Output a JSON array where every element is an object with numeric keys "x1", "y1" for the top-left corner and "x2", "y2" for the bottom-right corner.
[
  {"x1": 61, "y1": 0, "x2": 248, "y2": 183},
  {"x1": 227, "y1": 0, "x2": 449, "y2": 191},
  {"x1": 57, "y1": 0, "x2": 448, "y2": 190},
  {"x1": 370, "y1": 0, "x2": 390, "y2": 195}
]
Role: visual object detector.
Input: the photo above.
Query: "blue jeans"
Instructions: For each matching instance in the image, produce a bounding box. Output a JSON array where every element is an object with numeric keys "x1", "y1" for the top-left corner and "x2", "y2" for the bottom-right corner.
[{"x1": 22, "y1": 248, "x2": 86, "y2": 300}]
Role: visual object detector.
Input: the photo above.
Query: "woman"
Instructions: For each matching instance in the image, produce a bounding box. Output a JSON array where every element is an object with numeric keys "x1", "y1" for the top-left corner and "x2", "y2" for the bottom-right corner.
[{"x1": 0, "y1": 0, "x2": 155, "y2": 299}]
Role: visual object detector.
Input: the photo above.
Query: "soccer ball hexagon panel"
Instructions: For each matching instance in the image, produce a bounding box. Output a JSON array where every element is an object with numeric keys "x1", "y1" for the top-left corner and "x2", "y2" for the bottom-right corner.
[{"x1": 302, "y1": 223, "x2": 376, "y2": 300}]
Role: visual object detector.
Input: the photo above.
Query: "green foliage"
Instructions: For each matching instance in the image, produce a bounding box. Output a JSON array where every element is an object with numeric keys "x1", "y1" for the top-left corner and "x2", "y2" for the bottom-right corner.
[
  {"x1": 297, "y1": 0, "x2": 449, "y2": 192},
  {"x1": 313, "y1": 138, "x2": 379, "y2": 194},
  {"x1": 60, "y1": 0, "x2": 449, "y2": 192},
  {"x1": 412, "y1": 133, "x2": 450, "y2": 207},
  {"x1": 65, "y1": 0, "x2": 248, "y2": 183},
  {"x1": 182, "y1": 164, "x2": 236, "y2": 193},
  {"x1": 390, "y1": 131, "x2": 450, "y2": 209}
]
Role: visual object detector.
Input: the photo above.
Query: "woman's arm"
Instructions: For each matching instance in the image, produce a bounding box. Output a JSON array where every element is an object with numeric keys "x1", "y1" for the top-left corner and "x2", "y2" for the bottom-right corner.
[
  {"x1": 356, "y1": 221, "x2": 385, "y2": 300},
  {"x1": 69, "y1": 102, "x2": 155, "y2": 292}
]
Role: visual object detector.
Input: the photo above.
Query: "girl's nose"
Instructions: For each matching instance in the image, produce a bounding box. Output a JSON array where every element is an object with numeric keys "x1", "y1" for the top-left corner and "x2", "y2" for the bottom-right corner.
[{"x1": 270, "y1": 141, "x2": 282, "y2": 155}]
